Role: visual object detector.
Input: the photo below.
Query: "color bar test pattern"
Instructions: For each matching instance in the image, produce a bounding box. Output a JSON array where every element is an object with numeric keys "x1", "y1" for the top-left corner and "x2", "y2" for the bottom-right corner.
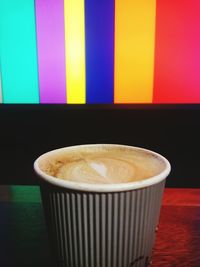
[{"x1": 0, "y1": 0, "x2": 200, "y2": 104}]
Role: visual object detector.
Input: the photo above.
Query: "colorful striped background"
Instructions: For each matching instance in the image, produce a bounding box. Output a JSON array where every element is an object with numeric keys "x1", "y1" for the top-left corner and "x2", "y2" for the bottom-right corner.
[{"x1": 0, "y1": 0, "x2": 200, "y2": 104}]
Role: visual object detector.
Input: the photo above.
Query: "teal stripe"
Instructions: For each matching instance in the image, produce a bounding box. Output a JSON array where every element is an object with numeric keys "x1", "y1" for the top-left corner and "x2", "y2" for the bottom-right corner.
[
  {"x1": 0, "y1": 0, "x2": 39, "y2": 103},
  {"x1": 0, "y1": 70, "x2": 2, "y2": 103}
]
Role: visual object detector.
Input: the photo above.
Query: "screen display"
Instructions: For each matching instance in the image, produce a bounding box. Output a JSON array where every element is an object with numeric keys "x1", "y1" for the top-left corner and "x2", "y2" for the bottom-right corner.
[{"x1": 1, "y1": 0, "x2": 200, "y2": 104}]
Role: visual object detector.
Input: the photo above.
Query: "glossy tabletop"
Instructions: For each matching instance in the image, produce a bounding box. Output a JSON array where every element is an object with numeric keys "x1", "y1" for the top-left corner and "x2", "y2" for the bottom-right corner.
[{"x1": 0, "y1": 187, "x2": 199, "y2": 267}]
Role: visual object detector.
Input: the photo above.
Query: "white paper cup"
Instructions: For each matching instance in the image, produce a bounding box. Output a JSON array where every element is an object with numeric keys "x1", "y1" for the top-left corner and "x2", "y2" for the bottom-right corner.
[{"x1": 34, "y1": 144, "x2": 171, "y2": 267}]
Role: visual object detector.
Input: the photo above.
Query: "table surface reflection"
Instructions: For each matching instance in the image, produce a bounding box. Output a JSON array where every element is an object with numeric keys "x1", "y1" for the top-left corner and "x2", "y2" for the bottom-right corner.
[{"x1": 0, "y1": 186, "x2": 200, "y2": 267}]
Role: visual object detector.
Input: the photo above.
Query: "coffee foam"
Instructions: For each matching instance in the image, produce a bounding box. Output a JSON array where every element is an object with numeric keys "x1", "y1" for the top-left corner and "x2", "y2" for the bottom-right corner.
[{"x1": 39, "y1": 146, "x2": 165, "y2": 184}]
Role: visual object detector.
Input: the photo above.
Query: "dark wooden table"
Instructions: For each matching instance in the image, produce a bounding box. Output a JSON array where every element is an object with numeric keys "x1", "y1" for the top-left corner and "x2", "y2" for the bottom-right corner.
[{"x1": 0, "y1": 186, "x2": 200, "y2": 267}]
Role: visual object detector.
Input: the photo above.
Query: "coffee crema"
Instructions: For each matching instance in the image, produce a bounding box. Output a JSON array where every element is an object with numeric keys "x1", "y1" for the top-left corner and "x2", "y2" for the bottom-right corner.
[{"x1": 39, "y1": 145, "x2": 165, "y2": 184}]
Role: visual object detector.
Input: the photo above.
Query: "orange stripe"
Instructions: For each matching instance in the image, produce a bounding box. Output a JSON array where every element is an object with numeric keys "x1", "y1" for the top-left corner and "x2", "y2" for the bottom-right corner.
[{"x1": 114, "y1": 0, "x2": 156, "y2": 103}]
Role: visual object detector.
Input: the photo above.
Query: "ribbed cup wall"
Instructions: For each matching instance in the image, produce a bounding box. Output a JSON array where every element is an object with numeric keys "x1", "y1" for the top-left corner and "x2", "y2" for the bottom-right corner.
[{"x1": 40, "y1": 181, "x2": 165, "y2": 267}]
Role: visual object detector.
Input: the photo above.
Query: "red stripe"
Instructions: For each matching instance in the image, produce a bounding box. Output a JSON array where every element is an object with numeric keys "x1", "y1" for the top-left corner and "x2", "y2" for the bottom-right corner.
[{"x1": 153, "y1": 0, "x2": 200, "y2": 103}]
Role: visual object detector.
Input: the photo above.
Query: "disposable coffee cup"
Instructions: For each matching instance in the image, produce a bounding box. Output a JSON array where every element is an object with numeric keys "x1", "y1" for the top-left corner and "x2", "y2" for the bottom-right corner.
[{"x1": 34, "y1": 144, "x2": 171, "y2": 267}]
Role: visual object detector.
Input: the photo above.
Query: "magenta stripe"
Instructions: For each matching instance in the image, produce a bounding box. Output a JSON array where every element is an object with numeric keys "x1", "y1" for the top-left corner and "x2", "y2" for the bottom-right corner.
[{"x1": 35, "y1": 0, "x2": 66, "y2": 103}]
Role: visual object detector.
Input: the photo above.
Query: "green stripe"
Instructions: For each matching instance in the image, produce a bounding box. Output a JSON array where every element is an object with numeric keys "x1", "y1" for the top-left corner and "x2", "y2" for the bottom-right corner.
[
  {"x1": 0, "y1": 0, "x2": 39, "y2": 103},
  {"x1": 11, "y1": 186, "x2": 41, "y2": 203}
]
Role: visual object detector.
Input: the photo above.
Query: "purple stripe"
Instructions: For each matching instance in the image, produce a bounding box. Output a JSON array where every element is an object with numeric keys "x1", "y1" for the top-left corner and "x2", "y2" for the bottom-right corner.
[{"x1": 35, "y1": 0, "x2": 66, "y2": 103}]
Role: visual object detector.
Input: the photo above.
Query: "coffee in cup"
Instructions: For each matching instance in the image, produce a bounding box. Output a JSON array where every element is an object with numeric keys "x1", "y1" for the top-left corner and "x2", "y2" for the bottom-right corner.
[{"x1": 38, "y1": 145, "x2": 165, "y2": 184}]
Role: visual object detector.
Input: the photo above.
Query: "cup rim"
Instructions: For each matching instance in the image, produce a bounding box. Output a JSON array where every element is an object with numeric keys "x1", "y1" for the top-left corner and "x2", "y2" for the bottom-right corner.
[{"x1": 34, "y1": 144, "x2": 171, "y2": 192}]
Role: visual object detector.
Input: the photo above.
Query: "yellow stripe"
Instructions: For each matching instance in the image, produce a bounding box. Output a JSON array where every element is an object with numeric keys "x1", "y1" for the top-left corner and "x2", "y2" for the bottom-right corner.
[
  {"x1": 114, "y1": 0, "x2": 156, "y2": 103},
  {"x1": 64, "y1": 0, "x2": 86, "y2": 103}
]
